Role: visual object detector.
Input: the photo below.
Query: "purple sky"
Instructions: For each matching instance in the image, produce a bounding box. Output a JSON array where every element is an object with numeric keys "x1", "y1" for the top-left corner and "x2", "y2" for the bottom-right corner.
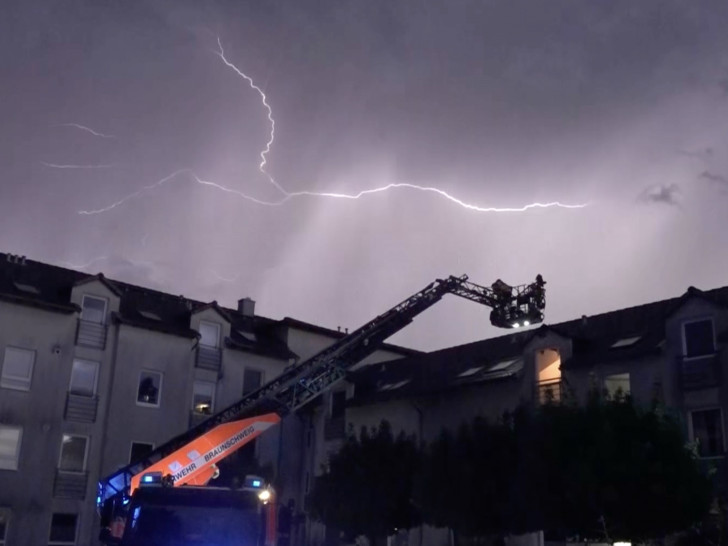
[{"x1": 2, "y1": 1, "x2": 728, "y2": 351}]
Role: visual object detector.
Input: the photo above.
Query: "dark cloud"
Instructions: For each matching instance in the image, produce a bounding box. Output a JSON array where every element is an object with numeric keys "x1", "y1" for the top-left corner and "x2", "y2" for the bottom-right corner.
[
  {"x1": 638, "y1": 184, "x2": 682, "y2": 207},
  {"x1": 699, "y1": 170, "x2": 728, "y2": 185},
  {"x1": 2, "y1": 0, "x2": 728, "y2": 350}
]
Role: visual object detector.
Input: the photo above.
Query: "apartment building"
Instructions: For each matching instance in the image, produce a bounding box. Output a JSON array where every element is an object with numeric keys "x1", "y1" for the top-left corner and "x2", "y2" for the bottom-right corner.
[
  {"x1": 306, "y1": 283, "x2": 728, "y2": 546},
  {"x1": 0, "y1": 253, "x2": 416, "y2": 545}
]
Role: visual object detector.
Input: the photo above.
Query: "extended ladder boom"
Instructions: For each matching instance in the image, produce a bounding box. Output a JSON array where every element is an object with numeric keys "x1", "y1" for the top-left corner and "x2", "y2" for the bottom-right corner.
[{"x1": 97, "y1": 274, "x2": 545, "y2": 512}]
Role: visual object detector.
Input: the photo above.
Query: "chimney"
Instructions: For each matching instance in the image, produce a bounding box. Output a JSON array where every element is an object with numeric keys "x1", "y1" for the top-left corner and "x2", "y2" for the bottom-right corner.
[
  {"x1": 581, "y1": 315, "x2": 588, "y2": 328},
  {"x1": 238, "y1": 297, "x2": 256, "y2": 317}
]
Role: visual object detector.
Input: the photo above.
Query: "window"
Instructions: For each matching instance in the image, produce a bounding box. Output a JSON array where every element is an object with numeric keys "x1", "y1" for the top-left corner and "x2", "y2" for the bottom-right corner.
[
  {"x1": 242, "y1": 368, "x2": 263, "y2": 396},
  {"x1": 0, "y1": 507, "x2": 8, "y2": 544},
  {"x1": 68, "y1": 359, "x2": 98, "y2": 397},
  {"x1": 192, "y1": 380, "x2": 215, "y2": 414},
  {"x1": 691, "y1": 409, "x2": 725, "y2": 458},
  {"x1": 0, "y1": 426, "x2": 22, "y2": 470},
  {"x1": 378, "y1": 380, "x2": 410, "y2": 392},
  {"x1": 58, "y1": 435, "x2": 88, "y2": 472},
  {"x1": 331, "y1": 391, "x2": 346, "y2": 419},
  {"x1": 199, "y1": 321, "x2": 220, "y2": 348},
  {"x1": 49, "y1": 513, "x2": 78, "y2": 545},
  {"x1": 81, "y1": 295, "x2": 107, "y2": 324},
  {"x1": 1, "y1": 346, "x2": 35, "y2": 391},
  {"x1": 458, "y1": 366, "x2": 483, "y2": 378},
  {"x1": 137, "y1": 371, "x2": 162, "y2": 407},
  {"x1": 604, "y1": 373, "x2": 630, "y2": 398},
  {"x1": 129, "y1": 442, "x2": 154, "y2": 464},
  {"x1": 683, "y1": 318, "x2": 715, "y2": 358},
  {"x1": 610, "y1": 336, "x2": 641, "y2": 349}
]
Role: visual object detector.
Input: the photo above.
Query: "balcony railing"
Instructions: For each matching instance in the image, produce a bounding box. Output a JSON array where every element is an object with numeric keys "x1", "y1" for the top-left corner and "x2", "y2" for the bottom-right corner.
[
  {"x1": 536, "y1": 379, "x2": 562, "y2": 404},
  {"x1": 64, "y1": 393, "x2": 99, "y2": 423},
  {"x1": 324, "y1": 416, "x2": 346, "y2": 441},
  {"x1": 53, "y1": 470, "x2": 88, "y2": 499},
  {"x1": 680, "y1": 354, "x2": 720, "y2": 391},
  {"x1": 196, "y1": 345, "x2": 222, "y2": 371},
  {"x1": 75, "y1": 319, "x2": 107, "y2": 349}
]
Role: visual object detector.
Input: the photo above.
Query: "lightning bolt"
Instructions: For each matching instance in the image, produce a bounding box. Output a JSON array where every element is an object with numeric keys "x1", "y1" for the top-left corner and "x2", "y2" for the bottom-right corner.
[
  {"x1": 57, "y1": 256, "x2": 109, "y2": 270},
  {"x1": 208, "y1": 268, "x2": 242, "y2": 283},
  {"x1": 42, "y1": 162, "x2": 117, "y2": 169},
  {"x1": 56, "y1": 123, "x2": 116, "y2": 139},
  {"x1": 77, "y1": 39, "x2": 589, "y2": 216},
  {"x1": 214, "y1": 38, "x2": 284, "y2": 195}
]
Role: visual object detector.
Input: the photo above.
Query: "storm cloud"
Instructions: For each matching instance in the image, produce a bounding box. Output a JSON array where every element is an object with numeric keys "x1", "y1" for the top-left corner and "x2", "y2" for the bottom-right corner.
[{"x1": 2, "y1": 0, "x2": 728, "y2": 350}]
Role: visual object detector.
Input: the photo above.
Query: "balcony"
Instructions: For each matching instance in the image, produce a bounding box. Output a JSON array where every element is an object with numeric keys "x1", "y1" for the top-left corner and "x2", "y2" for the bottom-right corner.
[
  {"x1": 75, "y1": 319, "x2": 107, "y2": 349},
  {"x1": 324, "y1": 416, "x2": 346, "y2": 441},
  {"x1": 536, "y1": 379, "x2": 562, "y2": 405},
  {"x1": 196, "y1": 345, "x2": 222, "y2": 371},
  {"x1": 64, "y1": 393, "x2": 99, "y2": 423},
  {"x1": 680, "y1": 354, "x2": 720, "y2": 391},
  {"x1": 53, "y1": 470, "x2": 88, "y2": 499}
]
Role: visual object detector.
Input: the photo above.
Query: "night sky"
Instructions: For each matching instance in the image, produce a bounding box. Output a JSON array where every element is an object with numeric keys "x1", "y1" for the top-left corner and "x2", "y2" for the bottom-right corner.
[{"x1": 2, "y1": 1, "x2": 728, "y2": 351}]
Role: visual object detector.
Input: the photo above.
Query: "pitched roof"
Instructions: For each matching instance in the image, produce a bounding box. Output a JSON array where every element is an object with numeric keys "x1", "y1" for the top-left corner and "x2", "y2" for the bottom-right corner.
[
  {"x1": 0, "y1": 253, "x2": 305, "y2": 359},
  {"x1": 0, "y1": 253, "x2": 84, "y2": 313},
  {"x1": 349, "y1": 283, "x2": 728, "y2": 403},
  {"x1": 280, "y1": 317, "x2": 422, "y2": 358}
]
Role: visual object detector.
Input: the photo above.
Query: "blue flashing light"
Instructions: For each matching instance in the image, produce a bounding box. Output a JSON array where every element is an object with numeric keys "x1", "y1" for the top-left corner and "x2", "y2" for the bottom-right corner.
[
  {"x1": 122, "y1": 497, "x2": 131, "y2": 506},
  {"x1": 142, "y1": 475, "x2": 155, "y2": 483},
  {"x1": 252, "y1": 479, "x2": 262, "y2": 488},
  {"x1": 96, "y1": 495, "x2": 101, "y2": 505}
]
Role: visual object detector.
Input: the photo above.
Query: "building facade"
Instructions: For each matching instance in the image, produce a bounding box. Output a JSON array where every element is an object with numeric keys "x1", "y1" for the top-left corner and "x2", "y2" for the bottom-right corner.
[
  {"x1": 0, "y1": 253, "x2": 416, "y2": 545},
  {"x1": 309, "y1": 284, "x2": 728, "y2": 546}
]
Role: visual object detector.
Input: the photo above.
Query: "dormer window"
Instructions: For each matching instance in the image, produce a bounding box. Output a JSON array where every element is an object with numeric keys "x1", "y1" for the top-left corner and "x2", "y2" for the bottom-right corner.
[
  {"x1": 81, "y1": 295, "x2": 107, "y2": 324},
  {"x1": 199, "y1": 321, "x2": 220, "y2": 348},
  {"x1": 610, "y1": 336, "x2": 641, "y2": 349},
  {"x1": 683, "y1": 318, "x2": 715, "y2": 359}
]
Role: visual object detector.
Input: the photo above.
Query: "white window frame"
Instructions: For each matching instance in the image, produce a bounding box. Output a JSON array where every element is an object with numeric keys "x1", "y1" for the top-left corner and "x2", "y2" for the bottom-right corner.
[
  {"x1": 681, "y1": 317, "x2": 716, "y2": 360},
  {"x1": 81, "y1": 294, "x2": 108, "y2": 324},
  {"x1": 199, "y1": 321, "x2": 221, "y2": 348},
  {"x1": 192, "y1": 380, "x2": 216, "y2": 415},
  {"x1": 57, "y1": 434, "x2": 89, "y2": 474},
  {"x1": 68, "y1": 358, "x2": 99, "y2": 397},
  {"x1": 242, "y1": 368, "x2": 264, "y2": 396},
  {"x1": 688, "y1": 407, "x2": 726, "y2": 459},
  {"x1": 48, "y1": 512, "x2": 79, "y2": 546},
  {"x1": 136, "y1": 370, "x2": 163, "y2": 408},
  {"x1": 0, "y1": 425, "x2": 22, "y2": 471},
  {"x1": 1, "y1": 346, "x2": 35, "y2": 391},
  {"x1": 129, "y1": 441, "x2": 155, "y2": 464}
]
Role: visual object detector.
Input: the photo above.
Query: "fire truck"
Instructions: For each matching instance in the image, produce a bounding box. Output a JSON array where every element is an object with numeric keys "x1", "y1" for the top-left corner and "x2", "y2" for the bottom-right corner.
[{"x1": 97, "y1": 274, "x2": 546, "y2": 545}]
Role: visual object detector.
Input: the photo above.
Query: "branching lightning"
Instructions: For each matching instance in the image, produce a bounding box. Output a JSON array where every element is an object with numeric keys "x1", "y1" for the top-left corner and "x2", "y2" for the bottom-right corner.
[
  {"x1": 76, "y1": 38, "x2": 589, "y2": 216},
  {"x1": 57, "y1": 123, "x2": 116, "y2": 139}
]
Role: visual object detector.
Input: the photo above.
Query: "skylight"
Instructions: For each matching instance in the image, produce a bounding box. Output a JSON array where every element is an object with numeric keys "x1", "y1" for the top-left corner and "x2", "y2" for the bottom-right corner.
[
  {"x1": 13, "y1": 282, "x2": 40, "y2": 295},
  {"x1": 610, "y1": 336, "x2": 641, "y2": 349},
  {"x1": 488, "y1": 358, "x2": 519, "y2": 372},
  {"x1": 378, "y1": 379, "x2": 410, "y2": 392},
  {"x1": 139, "y1": 310, "x2": 162, "y2": 321},
  {"x1": 237, "y1": 330, "x2": 257, "y2": 342},
  {"x1": 458, "y1": 366, "x2": 483, "y2": 378}
]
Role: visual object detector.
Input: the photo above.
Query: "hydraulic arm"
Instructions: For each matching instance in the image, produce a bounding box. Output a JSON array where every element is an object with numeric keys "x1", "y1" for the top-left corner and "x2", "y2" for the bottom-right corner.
[{"x1": 97, "y1": 273, "x2": 545, "y2": 518}]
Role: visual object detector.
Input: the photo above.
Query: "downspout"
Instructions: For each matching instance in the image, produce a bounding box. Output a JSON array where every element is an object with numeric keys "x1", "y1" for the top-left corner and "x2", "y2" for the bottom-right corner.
[
  {"x1": 410, "y1": 402, "x2": 424, "y2": 546},
  {"x1": 96, "y1": 316, "x2": 121, "y2": 528},
  {"x1": 276, "y1": 414, "x2": 284, "y2": 492}
]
